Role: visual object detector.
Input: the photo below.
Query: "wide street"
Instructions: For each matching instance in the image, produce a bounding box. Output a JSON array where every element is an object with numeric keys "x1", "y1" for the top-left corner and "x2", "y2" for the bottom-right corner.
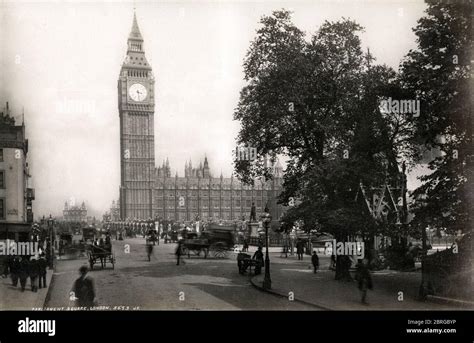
[{"x1": 44, "y1": 238, "x2": 315, "y2": 310}]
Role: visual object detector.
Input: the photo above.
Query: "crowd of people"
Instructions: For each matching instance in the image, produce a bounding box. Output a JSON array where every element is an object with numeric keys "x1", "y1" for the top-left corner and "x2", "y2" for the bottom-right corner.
[{"x1": 3, "y1": 254, "x2": 48, "y2": 292}]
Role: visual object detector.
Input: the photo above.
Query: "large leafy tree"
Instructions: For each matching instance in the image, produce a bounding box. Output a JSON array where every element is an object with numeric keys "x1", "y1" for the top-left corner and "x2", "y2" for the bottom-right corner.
[
  {"x1": 234, "y1": 10, "x2": 410, "y2": 244},
  {"x1": 400, "y1": 2, "x2": 472, "y2": 234}
]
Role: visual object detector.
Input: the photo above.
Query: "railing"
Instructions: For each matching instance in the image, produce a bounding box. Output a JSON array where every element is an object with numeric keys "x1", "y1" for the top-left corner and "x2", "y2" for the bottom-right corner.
[{"x1": 248, "y1": 236, "x2": 284, "y2": 247}]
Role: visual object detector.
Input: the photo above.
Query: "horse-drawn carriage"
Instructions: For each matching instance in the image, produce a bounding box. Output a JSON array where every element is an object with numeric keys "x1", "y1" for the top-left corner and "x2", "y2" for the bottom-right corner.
[
  {"x1": 180, "y1": 225, "x2": 235, "y2": 259},
  {"x1": 163, "y1": 229, "x2": 179, "y2": 243},
  {"x1": 87, "y1": 242, "x2": 115, "y2": 270},
  {"x1": 58, "y1": 232, "x2": 88, "y2": 259},
  {"x1": 237, "y1": 252, "x2": 263, "y2": 275}
]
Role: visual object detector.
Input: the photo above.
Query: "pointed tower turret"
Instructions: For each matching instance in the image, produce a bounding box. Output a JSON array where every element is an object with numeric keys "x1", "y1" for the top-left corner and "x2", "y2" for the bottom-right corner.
[
  {"x1": 121, "y1": 11, "x2": 151, "y2": 70},
  {"x1": 165, "y1": 158, "x2": 171, "y2": 177}
]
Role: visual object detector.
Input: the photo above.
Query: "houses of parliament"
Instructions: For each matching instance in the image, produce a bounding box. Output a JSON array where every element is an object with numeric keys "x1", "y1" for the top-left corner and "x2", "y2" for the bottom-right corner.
[{"x1": 118, "y1": 12, "x2": 284, "y2": 222}]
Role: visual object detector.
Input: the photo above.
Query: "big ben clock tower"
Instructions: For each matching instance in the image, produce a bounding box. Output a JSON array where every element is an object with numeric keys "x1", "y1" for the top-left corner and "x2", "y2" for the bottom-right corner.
[{"x1": 118, "y1": 12, "x2": 155, "y2": 220}]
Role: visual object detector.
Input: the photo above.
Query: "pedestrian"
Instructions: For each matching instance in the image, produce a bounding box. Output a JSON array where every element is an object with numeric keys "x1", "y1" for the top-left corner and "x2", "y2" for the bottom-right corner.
[
  {"x1": 29, "y1": 256, "x2": 40, "y2": 292},
  {"x1": 252, "y1": 246, "x2": 264, "y2": 275},
  {"x1": 71, "y1": 265, "x2": 96, "y2": 309},
  {"x1": 330, "y1": 254, "x2": 336, "y2": 270},
  {"x1": 289, "y1": 227, "x2": 296, "y2": 255},
  {"x1": 38, "y1": 254, "x2": 48, "y2": 289},
  {"x1": 2, "y1": 255, "x2": 10, "y2": 278},
  {"x1": 98, "y1": 238, "x2": 106, "y2": 268},
  {"x1": 341, "y1": 255, "x2": 353, "y2": 281},
  {"x1": 311, "y1": 250, "x2": 319, "y2": 273},
  {"x1": 10, "y1": 256, "x2": 20, "y2": 287},
  {"x1": 146, "y1": 243, "x2": 153, "y2": 262},
  {"x1": 355, "y1": 258, "x2": 373, "y2": 305},
  {"x1": 58, "y1": 240, "x2": 64, "y2": 259},
  {"x1": 18, "y1": 256, "x2": 29, "y2": 292},
  {"x1": 296, "y1": 241, "x2": 303, "y2": 260},
  {"x1": 243, "y1": 238, "x2": 249, "y2": 253},
  {"x1": 175, "y1": 240, "x2": 185, "y2": 265}
]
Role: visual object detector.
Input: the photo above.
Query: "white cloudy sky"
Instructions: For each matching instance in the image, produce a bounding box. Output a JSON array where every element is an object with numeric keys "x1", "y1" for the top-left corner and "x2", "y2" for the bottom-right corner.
[{"x1": 0, "y1": 0, "x2": 427, "y2": 217}]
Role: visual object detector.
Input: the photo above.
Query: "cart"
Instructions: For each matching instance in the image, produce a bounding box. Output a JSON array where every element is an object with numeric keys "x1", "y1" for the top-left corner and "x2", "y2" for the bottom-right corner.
[
  {"x1": 237, "y1": 252, "x2": 262, "y2": 275},
  {"x1": 87, "y1": 244, "x2": 115, "y2": 270},
  {"x1": 181, "y1": 233, "x2": 210, "y2": 258},
  {"x1": 181, "y1": 226, "x2": 235, "y2": 259}
]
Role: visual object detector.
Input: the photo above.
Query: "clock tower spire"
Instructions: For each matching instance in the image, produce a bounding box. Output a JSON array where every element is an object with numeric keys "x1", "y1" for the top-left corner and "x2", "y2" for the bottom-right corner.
[{"x1": 118, "y1": 11, "x2": 156, "y2": 220}]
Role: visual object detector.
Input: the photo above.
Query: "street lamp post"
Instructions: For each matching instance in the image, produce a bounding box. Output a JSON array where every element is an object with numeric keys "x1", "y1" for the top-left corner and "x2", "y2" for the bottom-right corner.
[
  {"x1": 47, "y1": 214, "x2": 55, "y2": 270},
  {"x1": 262, "y1": 211, "x2": 272, "y2": 290}
]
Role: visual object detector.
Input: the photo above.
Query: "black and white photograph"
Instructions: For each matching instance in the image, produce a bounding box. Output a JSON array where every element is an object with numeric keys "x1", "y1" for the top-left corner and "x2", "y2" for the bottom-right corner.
[{"x1": 0, "y1": 0, "x2": 472, "y2": 330}]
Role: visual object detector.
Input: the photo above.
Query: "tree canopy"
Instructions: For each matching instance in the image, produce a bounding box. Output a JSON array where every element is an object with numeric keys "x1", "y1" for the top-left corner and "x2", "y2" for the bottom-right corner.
[{"x1": 234, "y1": 10, "x2": 410, "y2": 239}]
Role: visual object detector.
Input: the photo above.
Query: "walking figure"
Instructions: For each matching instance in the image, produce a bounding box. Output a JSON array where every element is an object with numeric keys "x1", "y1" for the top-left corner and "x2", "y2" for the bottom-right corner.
[
  {"x1": 10, "y1": 256, "x2": 20, "y2": 287},
  {"x1": 355, "y1": 258, "x2": 373, "y2": 305},
  {"x1": 296, "y1": 240, "x2": 304, "y2": 260},
  {"x1": 330, "y1": 254, "x2": 336, "y2": 270},
  {"x1": 176, "y1": 240, "x2": 185, "y2": 265},
  {"x1": 38, "y1": 255, "x2": 48, "y2": 289},
  {"x1": 29, "y1": 256, "x2": 39, "y2": 292},
  {"x1": 18, "y1": 257, "x2": 29, "y2": 292},
  {"x1": 146, "y1": 243, "x2": 153, "y2": 262},
  {"x1": 71, "y1": 265, "x2": 96, "y2": 309},
  {"x1": 311, "y1": 251, "x2": 319, "y2": 273},
  {"x1": 242, "y1": 237, "x2": 249, "y2": 252}
]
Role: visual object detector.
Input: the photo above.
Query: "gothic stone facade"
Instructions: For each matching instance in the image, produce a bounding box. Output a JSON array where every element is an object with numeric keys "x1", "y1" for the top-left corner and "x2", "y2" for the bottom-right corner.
[
  {"x1": 154, "y1": 158, "x2": 284, "y2": 222},
  {"x1": 118, "y1": 14, "x2": 285, "y2": 221}
]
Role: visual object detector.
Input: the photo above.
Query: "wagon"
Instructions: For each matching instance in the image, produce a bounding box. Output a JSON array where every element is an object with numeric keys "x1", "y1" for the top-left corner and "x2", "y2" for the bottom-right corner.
[
  {"x1": 87, "y1": 244, "x2": 115, "y2": 270},
  {"x1": 237, "y1": 252, "x2": 262, "y2": 275},
  {"x1": 180, "y1": 226, "x2": 235, "y2": 259},
  {"x1": 181, "y1": 233, "x2": 210, "y2": 258}
]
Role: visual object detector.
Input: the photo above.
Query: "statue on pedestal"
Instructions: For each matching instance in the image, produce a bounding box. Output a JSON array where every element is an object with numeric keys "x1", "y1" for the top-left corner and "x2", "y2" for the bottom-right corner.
[{"x1": 250, "y1": 202, "x2": 257, "y2": 222}]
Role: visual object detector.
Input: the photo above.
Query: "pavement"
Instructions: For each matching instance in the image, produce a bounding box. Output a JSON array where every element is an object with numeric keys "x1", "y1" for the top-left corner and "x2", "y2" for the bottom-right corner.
[
  {"x1": 43, "y1": 238, "x2": 315, "y2": 310},
  {"x1": 0, "y1": 266, "x2": 54, "y2": 310},
  {"x1": 250, "y1": 252, "x2": 473, "y2": 310},
  {"x1": 3, "y1": 240, "x2": 470, "y2": 311}
]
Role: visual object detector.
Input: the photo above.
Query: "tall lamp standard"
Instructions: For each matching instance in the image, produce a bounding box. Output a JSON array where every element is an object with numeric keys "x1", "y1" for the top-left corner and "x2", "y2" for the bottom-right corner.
[
  {"x1": 47, "y1": 214, "x2": 55, "y2": 270},
  {"x1": 261, "y1": 210, "x2": 272, "y2": 290}
]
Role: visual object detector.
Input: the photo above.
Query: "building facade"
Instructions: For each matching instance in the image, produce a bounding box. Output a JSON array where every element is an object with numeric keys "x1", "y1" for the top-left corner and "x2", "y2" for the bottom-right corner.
[
  {"x1": 154, "y1": 157, "x2": 285, "y2": 222},
  {"x1": 62, "y1": 201, "x2": 87, "y2": 222},
  {"x1": 118, "y1": 13, "x2": 285, "y2": 222},
  {"x1": 0, "y1": 102, "x2": 35, "y2": 241}
]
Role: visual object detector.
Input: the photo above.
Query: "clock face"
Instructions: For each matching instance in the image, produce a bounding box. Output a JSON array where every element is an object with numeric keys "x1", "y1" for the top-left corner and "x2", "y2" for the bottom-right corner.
[{"x1": 128, "y1": 83, "x2": 147, "y2": 102}]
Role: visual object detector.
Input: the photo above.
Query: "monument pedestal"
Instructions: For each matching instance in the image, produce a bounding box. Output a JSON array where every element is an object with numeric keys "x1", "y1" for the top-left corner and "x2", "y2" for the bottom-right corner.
[{"x1": 248, "y1": 221, "x2": 260, "y2": 238}]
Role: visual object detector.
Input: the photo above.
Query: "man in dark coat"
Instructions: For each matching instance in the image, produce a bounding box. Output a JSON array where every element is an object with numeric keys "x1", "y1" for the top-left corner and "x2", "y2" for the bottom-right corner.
[
  {"x1": 296, "y1": 241, "x2": 304, "y2": 260},
  {"x1": 355, "y1": 258, "x2": 373, "y2": 305},
  {"x1": 252, "y1": 246, "x2": 264, "y2": 275},
  {"x1": 18, "y1": 257, "x2": 29, "y2": 292},
  {"x1": 10, "y1": 256, "x2": 20, "y2": 287},
  {"x1": 71, "y1": 265, "x2": 96, "y2": 309},
  {"x1": 175, "y1": 240, "x2": 185, "y2": 265},
  {"x1": 2, "y1": 256, "x2": 10, "y2": 278},
  {"x1": 28, "y1": 256, "x2": 40, "y2": 292},
  {"x1": 311, "y1": 251, "x2": 319, "y2": 273},
  {"x1": 38, "y1": 255, "x2": 48, "y2": 289}
]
